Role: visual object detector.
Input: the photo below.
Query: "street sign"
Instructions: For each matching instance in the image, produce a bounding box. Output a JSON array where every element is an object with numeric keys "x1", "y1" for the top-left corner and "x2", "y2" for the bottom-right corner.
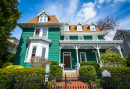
[
  {"x1": 45, "y1": 64, "x2": 50, "y2": 74},
  {"x1": 45, "y1": 77, "x2": 48, "y2": 82}
]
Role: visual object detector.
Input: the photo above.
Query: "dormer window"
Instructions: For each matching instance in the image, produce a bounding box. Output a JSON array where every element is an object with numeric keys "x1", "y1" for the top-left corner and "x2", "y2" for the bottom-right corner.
[
  {"x1": 39, "y1": 15, "x2": 48, "y2": 22},
  {"x1": 90, "y1": 22, "x2": 96, "y2": 31},
  {"x1": 65, "y1": 25, "x2": 69, "y2": 31},
  {"x1": 77, "y1": 25, "x2": 82, "y2": 31}
]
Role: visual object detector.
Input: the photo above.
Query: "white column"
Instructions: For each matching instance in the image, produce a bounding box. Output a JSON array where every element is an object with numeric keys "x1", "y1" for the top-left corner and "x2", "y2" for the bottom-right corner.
[
  {"x1": 97, "y1": 48, "x2": 100, "y2": 58},
  {"x1": 76, "y1": 48, "x2": 79, "y2": 63},
  {"x1": 117, "y1": 46, "x2": 123, "y2": 58}
]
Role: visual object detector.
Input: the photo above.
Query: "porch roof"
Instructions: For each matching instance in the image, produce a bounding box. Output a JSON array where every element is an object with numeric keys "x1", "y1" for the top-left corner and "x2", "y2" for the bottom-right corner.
[{"x1": 60, "y1": 40, "x2": 123, "y2": 49}]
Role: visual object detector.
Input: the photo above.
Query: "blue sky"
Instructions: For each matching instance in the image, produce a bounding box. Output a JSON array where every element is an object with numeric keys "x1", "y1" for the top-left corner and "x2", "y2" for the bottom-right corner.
[{"x1": 11, "y1": 0, "x2": 130, "y2": 40}]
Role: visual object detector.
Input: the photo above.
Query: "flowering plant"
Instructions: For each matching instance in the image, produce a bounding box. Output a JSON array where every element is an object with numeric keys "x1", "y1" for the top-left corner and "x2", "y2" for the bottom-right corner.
[{"x1": 48, "y1": 78, "x2": 57, "y2": 88}]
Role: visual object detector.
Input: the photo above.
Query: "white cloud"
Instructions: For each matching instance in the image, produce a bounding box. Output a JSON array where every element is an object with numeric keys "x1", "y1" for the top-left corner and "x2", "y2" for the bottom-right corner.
[
  {"x1": 114, "y1": 0, "x2": 127, "y2": 2},
  {"x1": 77, "y1": 2, "x2": 96, "y2": 23},
  {"x1": 119, "y1": 15, "x2": 130, "y2": 29},
  {"x1": 99, "y1": 0, "x2": 105, "y2": 4},
  {"x1": 97, "y1": 5, "x2": 101, "y2": 8}
]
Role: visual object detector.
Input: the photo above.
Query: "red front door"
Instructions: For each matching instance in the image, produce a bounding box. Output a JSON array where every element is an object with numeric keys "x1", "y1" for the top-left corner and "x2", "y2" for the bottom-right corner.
[{"x1": 64, "y1": 53, "x2": 71, "y2": 68}]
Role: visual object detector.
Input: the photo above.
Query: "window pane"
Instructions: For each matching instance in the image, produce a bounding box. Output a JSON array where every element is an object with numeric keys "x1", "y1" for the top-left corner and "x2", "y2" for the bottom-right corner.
[
  {"x1": 81, "y1": 53, "x2": 86, "y2": 61},
  {"x1": 65, "y1": 36, "x2": 69, "y2": 40},
  {"x1": 32, "y1": 46, "x2": 37, "y2": 57},
  {"x1": 42, "y1": 47, "x2": 46, "y2": 58},
  {"x1": 35, "y1": 29, "x2": 40, "y2": 36},
  {"x1": 40, "y1": 16, "x2": 43, "y2": 22},
  {"x1": 43, "y1": 29, "x2": 47, "y2": 39},
  {"x1": 79, "y1": 36, "x2": 83, "y2": 40},
  {"x1": 44, "y1": 16, "x2": 47, "y2": 22}
]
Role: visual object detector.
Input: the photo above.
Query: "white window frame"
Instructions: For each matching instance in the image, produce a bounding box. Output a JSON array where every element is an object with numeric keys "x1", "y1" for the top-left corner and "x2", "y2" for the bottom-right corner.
[
  {"x1": 64, "y1": 36, "x2": 69, "y2": 40},
  {"x1": 93, "y1": 35, "x2": 98, "y2": 41},
  {"x1": 78, "y1": 36, "x2": 84, "y2": 41},
  {"x1": 64, "y1": 25, "x2": 69, "y2": 31},
  {"x1": 39, "y1": 15, "x2": 48, "y2": 22},
  {"x1": 31, "y1": 46, "x2": 37, "y2": 58},
  {"x1": 90, "y1": 24, "x2": 96, "y2": 31},
  {"x1": 77, "y1": 25, "x2": 82, "y2": 31},
  {"x1": 80, "y1": 52, "x2": 87, "y2": 62},
  {"x1": 42, "y1": 28, "x2": 48, "y2": 39},
  {"x1": 34, "y1": 28, "x2": 40, "y2": 37},
  {"x1": 127, "y1": 41, "x2": 130, "y2": 48},
  {"x1": 42, "y1": 46, "x2": 47, "y2": 58}
]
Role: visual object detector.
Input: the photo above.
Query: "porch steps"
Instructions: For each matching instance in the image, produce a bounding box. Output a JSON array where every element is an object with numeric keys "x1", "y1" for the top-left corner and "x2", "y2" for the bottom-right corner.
[{"x1": 63, "y1": 70, "x2": 79, "y2": 77}]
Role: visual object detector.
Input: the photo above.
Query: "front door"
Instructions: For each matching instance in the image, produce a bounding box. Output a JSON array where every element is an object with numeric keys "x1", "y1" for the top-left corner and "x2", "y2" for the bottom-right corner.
[{"x1": 64, "y1": 53, "x2": 71, "y2": 68}]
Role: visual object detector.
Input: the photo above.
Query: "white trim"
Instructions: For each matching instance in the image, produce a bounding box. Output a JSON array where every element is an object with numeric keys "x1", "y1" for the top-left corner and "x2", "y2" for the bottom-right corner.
[
  {"x1": 80, "y1": 52, "x2": 87, "y2": 62},
  {"x1": 64, "y1": 36, "x2": 69, "y2": 40},
  {"x1": 90, "y1": 24, "x2": 96, "y2": 31},
  {"x1": 38, "y1": 14, "x2": 48, "y2": 22},
  {"x1": 93, "y1": 35, "x2": 98, "y2": 41},
  {"x1": 127, "y1": 41, "x2": 130, "y2": 48},
  {"x1": 63, "y1": 52, "x2": 72, "y2": 69},
  {"x1": 64, "y1": 25, "x2": 69, "y2": 31},
  {"x1": 77, "y1": 25, "x2": 82, "y2": 31},
  {"x1": 24, "y1": 44, "x2": 30, "y2": 63},
  {"x1": 43, "y1": 28, "x2": 48, "y2": 39},
  {"x1": 78, "y1": 36, "x2": 84, "y2": 41},
  {"x1": 34, "y1": 28, "x2": 41, "y2": 37}
]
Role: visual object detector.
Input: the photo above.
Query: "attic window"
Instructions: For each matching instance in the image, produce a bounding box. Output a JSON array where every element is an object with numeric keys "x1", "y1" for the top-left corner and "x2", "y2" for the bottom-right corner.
[
  {"x1": 39, "y1": 15, "x2": 48, "y2": 22},
  {"x1": 65, "y1": 25, "x2": 69, "y2": 31},
  {"x1": 90, "y1": 24, "x2": 96, "y2": 31},
  {"x1": 77, "y1": 25, "x2": 82, "y2": 31}
]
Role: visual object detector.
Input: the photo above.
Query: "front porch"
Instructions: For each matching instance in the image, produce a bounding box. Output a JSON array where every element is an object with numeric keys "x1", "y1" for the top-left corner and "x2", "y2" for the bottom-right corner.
[{"x1": 59, "y1": 40, "x2": 123, "y2": 71}]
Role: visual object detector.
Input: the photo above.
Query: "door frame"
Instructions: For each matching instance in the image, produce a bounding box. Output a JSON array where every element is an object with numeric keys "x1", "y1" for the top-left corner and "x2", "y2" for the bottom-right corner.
[{"x1": 63, "y1": 52, "x2": 72, "y2": 69}]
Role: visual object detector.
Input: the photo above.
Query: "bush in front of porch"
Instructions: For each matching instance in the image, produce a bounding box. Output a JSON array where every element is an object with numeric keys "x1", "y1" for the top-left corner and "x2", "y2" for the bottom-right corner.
[
  {"x1": 79, "y1": 65, "x2": 97, "y2": 82},
  {"x1": 80, "y1": 61, "x2": 99, "y2": 75}
]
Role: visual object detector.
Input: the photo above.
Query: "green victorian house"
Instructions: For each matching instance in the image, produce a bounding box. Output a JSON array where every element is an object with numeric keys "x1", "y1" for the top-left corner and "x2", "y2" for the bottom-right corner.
[{"x1": 14, "y1": 10, "x2": 123, "y2": 71}]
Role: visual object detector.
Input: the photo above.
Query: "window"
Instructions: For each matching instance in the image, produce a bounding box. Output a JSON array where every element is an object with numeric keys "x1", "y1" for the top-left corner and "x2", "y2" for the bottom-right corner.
[
  {"x1": 65, "y1": 25, "x2": 69, "y2": 31},
  {"x1": 78, "y1": 36, "x2": 83, "y2": 40},
  {"x1": 127, "y1": 41, "x2": 130, "y2": 48},
  {"x1": 90, "y1": 24, "x2": 96, "y2": 31},
  {"x1": 43, "y1": 29, "x2": 48, "y2": 39},
  {"x1": 120, "y1": 45, "x2": 124, "y2": 52},
  {"x1": 35, "y1": 29, "x2": 40, "y2": 36},
  {"x1": 39, "y1": 15, "x2": 48, "y2": 22},
  {"x1": 93, "y1": 35, "x2": 98, "y2": 41},
  {"x1": 80, "y1": 52, "x2": 86, "y2": 62},
  {"x1": 40, "y1": 16, "x2": 43, "y2": 22},
  {"x1": 31, "y1": 46, "x2": 37, "y2": 58},
  {"x1": 77, "y1": 25, "x2": 82, "y2": 31},
  {"x1": 122, "y1": 35, "x2": 126, "y2": 40},
  {"x1": 42, "y1": 47, "x2": 46, "y2": 58},
  {"x1": 64, "y1": 36, "x2": 69, "y2": 40},
  {"x1": 44, "y1": 16, "x2": 47, "y2": 22}
]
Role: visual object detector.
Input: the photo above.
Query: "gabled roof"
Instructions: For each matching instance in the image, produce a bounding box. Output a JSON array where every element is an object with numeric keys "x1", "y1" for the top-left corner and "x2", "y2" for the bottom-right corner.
[
  {"x1": 65, "y1": 25, "x2": 102, "y2": 32},
  {"x1": 37, "y1": 9, "x2": 49, "y2": 16},
  {"x1": 26, "y1": 15, "x2": 59, "y2": 23}
]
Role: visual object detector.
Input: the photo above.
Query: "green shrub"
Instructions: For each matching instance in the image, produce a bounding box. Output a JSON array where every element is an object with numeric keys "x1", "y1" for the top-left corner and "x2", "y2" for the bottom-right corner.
[
  {"x1": 0, "y1": 68, "x2": 45, "y2": 77},
  {"x1": 80, "y1": 61, "x2": 99, "y2": 74},
  {"x1": 79, "y1": 65, "x2": 97, "y2": 82},
  {"x1": 2, "y1": 62, "x2": 13, "y2": 68},
  {"x1": 126, "y1": 53, "x2": 130, "y2": 67},
  {"x1": 51, "y1": 61, "x2": 59, "y2": 65},
  {"x1": 49, "y1": 65, "x2": 63, "y2": 82},
  {"x1": 99, "y1": 67, "x2": 130, "y2": 76},
  {"x1": 99, "y1": 52, "x2": 126, "y2": 67}
]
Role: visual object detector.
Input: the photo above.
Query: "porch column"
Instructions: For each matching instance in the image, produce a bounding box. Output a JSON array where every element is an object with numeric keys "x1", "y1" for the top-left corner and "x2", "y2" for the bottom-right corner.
[
  {"x1": 115, "y1": 46, "x2": 123, "y2": 57},
  {"x1": 76, "y1": 46, "x2": 79, "y2": 63},
  {"x1": 94, "y1": 46, "x2": 101, "y2": 59},
  {"x1": 59, "y1": 46, "x2": 64, "y2": 65}
]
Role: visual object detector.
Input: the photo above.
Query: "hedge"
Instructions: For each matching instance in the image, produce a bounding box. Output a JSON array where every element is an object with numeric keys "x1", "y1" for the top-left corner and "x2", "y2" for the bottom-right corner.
[
  {"x1": 99, "y1": 67, "x2": 130, "y2": 76},
  {"x1": 49, "y1": 65, "x2": 63, "y2": 82},
  {"x1": 0, "y1": 68, "x2": 45, "y2": 77},
  {"x1": 2, "y1": 62, "x2": 13, "y2": 68},
  {"x1": 51, "y1": 61, "x2": 59, "y2": 65},
  {"x1": 80, "y1": 61, "x2": 99, "y2": 74},
  {"x1": 79, "y1": 65, "x2": 97, "y2": 82}
]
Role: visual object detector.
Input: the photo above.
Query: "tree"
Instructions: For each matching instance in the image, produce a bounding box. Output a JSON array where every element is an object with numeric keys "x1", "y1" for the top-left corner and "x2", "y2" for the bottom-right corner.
[
  {"x1": 0, "y1": 0, "x2": 22, "y2": 59},
  {"x1": 96, "y1": 16, "x2": 119, "y2": 31}
]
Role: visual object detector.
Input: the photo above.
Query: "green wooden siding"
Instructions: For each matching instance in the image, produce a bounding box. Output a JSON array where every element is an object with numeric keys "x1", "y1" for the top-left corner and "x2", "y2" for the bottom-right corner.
[
  {"x1": 61, "y1": 49, "x2": 105, "y2": 69},
  {"x1": 48, "y1": 28, "x2": 60, "y2": 62},
  {"x1": 61, "y1": 36, "x2": 64, "y2": 40},
  {"x1": 70, "y1": 36, "x2": 78, "y2": 40},
  {"x1": 84, "y1": 36, "x2": 92, "y2": 40},
  {"x1": 98, "y1": 36, "x2": 104, "y2": 40},
  {"x1": 13, "y1": 28, "x2": 34, "y2": 68}
]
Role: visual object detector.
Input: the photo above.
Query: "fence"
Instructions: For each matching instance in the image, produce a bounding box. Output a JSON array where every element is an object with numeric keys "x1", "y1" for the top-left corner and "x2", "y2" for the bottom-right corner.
[{"x1": 0, "y1": 74, "x2": 130, "y2": 89}]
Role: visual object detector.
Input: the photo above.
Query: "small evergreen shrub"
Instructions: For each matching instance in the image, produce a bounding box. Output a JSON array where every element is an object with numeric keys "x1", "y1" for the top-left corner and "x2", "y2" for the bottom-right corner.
[
  {"x1": 79, "y1": 65, "x2": 97, "y2": 82},
  {"x1": 49, "y1": 65, "x2": 63, "y2": 82},
  {"x1": 51, "y1": 61, "x2": 59, "y2": 65},
  {"x1": 2, "y1": 62, "x2": 13, "y2": 68},
  {"x1": 0, "y1": 68, "x2": 45, "y2": 77},
  {"x1": 99, "y1": 67, "x2": 130, "y2": 76}
]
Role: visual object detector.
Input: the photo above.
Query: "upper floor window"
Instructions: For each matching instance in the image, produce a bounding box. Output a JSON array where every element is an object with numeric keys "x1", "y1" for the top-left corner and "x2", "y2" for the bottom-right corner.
[
  {"x1": 64, "y1": 36, "x2": 69, "y2": 40},
  {"x1": 77, "y1": 25, "x2": 82, "y2": 31},
  {"x1": 90, "y1": 24, "x2": 96, "y2": 31},
  {"x1": 43, "y1": 29, "x2": 48, "y2": 39},
  {"x1": 93, "y1": 35, "x2": 98, "y2": 41},
  {"x1": 65, "y1": 25, "x2": 69, "y2": 31},
  {"x1": 39, "y1": 15, "x2": 48, "y2": 22},
  {"x1": 78, "y1": 36, "x2": 83, "y2": 40},
  {"x1": 35, "y1": 29, "x2": 40, "y2": 36}
]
